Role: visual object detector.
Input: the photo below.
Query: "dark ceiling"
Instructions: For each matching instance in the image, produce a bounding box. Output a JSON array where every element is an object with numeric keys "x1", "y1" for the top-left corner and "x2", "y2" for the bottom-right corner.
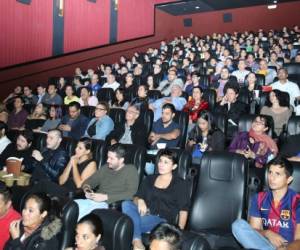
[{"x1": 156, "y1": 0, "x2": 300, "y2": 16}]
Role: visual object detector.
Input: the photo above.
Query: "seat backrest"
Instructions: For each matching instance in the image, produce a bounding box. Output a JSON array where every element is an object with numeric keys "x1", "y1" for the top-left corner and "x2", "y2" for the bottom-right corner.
[
  {"x1": 238, "y1": 114, "x2": 274, "y2": 137},
  {"x1": 91, "y1": 139, "x2": 108, "y2": 169},
  {"x1": 32, "y1": 132, "x2": 47, "y2": 151},
  {"x1": 138, "y1": 109, "x2": 154, "y2": 136},
  {"x1": 255, "y1": 74, "x2": 265, "y2": 86},
  {"x1": 211, "y1": 112, "x2": 227, "y2": 136},
  {"x1": 284, "y1": 63, "x2": 300, "y2": 75},
  {"x1": 61, "y1": 137, "x2": 78, "y2": 157},
  {"x1": 174, "y1": 111, "x2": 189, "y2": 148},
  {"x1": 148, "y1": 90, "x2": 162, "y2": 100},
  {"x1": 200, "y1": 74, "x2": 210, "y2": 89},
  {"x1": 92, "y1": 209, "x2": 133, "y2": 250},
  {"x1": 97, "y1": 88, "x2": 115, "y2": 103},
  {"x1": 122, "y1": 144, "x2": 146, "y2": 185},
  {"x1": 203, "y1": 88, "x2": 216, "y2": 110},
  {"x1": 286, "y1": 116, "x2": 300, "y2": 136},
  {"x1": 81, "y1": 106, "x2": 95, "y2": 118},
  {"x1": 188, "y1": 152, "x2": 248, "y2": 233},
  {"x1": 109, "y1": 108, "x2": 125, "y2": 126},
  {"x1": 58, "y1": 201, "x2": 79, "y2": 250}
]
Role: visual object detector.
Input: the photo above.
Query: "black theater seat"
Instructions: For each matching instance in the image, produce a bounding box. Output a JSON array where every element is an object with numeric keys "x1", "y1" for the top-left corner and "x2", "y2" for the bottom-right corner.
[
  {"x1": 93, "y1": 209, "x2": 133, "y2": 250},
  {"x1": 186, "y1": 152, "x2": 249, "y2": 249}
]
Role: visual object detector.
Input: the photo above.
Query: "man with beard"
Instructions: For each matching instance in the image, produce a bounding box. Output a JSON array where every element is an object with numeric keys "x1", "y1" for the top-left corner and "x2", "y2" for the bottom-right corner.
[
  {"x1": 0, "y1": 130, "x2": 35, "y2": 173},
  {"x1": 149, "y1": 103, "x2": 181, "y2": 149}
]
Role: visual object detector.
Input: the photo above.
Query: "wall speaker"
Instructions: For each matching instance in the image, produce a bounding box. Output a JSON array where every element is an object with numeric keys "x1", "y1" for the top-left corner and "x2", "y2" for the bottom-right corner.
[
  {"x1": 223, "y1": 13, "x2": 232, "y2": 23},
  {"x1": 16, "y1": 0, "x2": 32, "y2": 4},
  {"x1": 183, "y1": 18, "x2": 192, "y2": 27},
  {"x1": 88, "y1": 0, "x2": 97, "y2": 2}
]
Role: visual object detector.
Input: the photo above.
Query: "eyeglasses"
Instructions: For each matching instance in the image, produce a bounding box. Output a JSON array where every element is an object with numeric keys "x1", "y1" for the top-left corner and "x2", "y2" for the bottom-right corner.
[
  {"x1": 95, "y1": 107, "x2": 106, "y2": 111},
  {"x1": 253, "y1": 120, "x2": 265, "y2": 126}
]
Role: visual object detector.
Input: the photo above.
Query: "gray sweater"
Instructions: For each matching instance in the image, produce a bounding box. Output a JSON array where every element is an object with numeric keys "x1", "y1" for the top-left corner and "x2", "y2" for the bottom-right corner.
[{"x1": 83, "y1": 164, "x2": 139, "y2": 203}]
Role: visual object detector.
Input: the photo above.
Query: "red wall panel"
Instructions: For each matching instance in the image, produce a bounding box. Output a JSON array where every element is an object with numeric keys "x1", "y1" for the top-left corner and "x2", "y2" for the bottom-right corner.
[
  {"x1": 0, "y1": 0, "x2": 53, "y2": 69},
  {"x1": 117, "y1": 0, "x2": 155, "y2": 42},
  {"x1": 63, "y1": 0, "x2": 110, "y2": 53},
  {"x1": 161, "y1": 2, "x2": 300, "y2": 38}
]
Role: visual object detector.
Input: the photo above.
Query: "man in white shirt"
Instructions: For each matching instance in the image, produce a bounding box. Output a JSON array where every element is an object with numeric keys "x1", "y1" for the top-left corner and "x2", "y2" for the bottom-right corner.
[
  {"x1": 232, "y1": 59, "x2": 250, "y2": 86},
  {"x1": 102, "y1": 73, "x2": 120, "y2": 91},
  {"x1": 271, "y1": 68, "x2": 300, "y2": 108},
  {"x1": 0, "y1": 122, "x2": 10, "y2": 154}
]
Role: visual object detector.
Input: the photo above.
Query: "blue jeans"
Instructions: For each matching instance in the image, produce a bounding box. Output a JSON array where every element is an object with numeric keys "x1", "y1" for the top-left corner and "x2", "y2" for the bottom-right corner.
[
  {"x1": 75, "y1": 199, "x2": 108, "y2": 221},
  {"x1": 122, "y1": 200, "x2": 166, "y2": 240},
  {"x1": 232, "y1": 219, "x2": 275, "y2": 250}
]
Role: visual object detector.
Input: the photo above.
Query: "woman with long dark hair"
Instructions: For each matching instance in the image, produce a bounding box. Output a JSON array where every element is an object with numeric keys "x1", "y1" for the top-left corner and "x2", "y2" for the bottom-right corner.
[{"x1": 260, "y1": 89, "x2": 292, "y2": 136}]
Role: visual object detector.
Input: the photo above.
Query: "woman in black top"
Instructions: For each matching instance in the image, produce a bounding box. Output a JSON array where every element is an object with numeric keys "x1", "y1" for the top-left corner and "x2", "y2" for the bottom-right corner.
[
  {"x1": 186, "y1": 110, "x2": 225, "y2": 153},
  {"x1": 122, "y1": 149, "x2": 189, "y2": 250},
  {"x1": 59, "y1": 138, "x2": 97, "y2": 190}
]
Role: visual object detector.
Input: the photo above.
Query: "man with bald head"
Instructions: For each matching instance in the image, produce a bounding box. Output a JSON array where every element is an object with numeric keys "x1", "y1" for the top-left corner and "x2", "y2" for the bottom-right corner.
[{"x1": 31, "y1": 129, "x2": 69, "y2": 182}]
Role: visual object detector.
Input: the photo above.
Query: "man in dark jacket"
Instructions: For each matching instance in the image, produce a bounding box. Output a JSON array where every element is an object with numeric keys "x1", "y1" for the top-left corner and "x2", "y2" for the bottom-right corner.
[
  {"x1": 59, "y1": 101, "x2": 89, "y2": 140},
  {"x1": 107, "y1": 104, "x2": 148, "y2": 147},
  {"x1": 215, "y1": 83, "x2": 248, "y2": 138},
  {"x1": 31, "y1": 129, "x2": 69, "y2": 182}
]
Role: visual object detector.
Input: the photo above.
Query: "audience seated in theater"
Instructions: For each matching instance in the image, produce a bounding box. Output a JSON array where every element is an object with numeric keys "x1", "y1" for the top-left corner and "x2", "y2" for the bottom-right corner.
[
  {"x1": 186, "y1": 110, "x2": 225, "y2": 154},
  {"x1": 74, "y1": 67, "x2": 86, "y2": 80},
  {"x1": 59, "y1": 101, "x2": 89, "y2": 140},
  {"x1": 102, "y1": 73, "x2": 120, "y2": 91},
  {"x1": 157, "y1": 69, "x2": 184, "y2": 97},
  {"x1": 66, "y1": 213, "x2": 105, "y2": 250},
  {"x1": 256, "y1": 59, "x2": 277, "y2": 85},
  {"x1": 122, "y1": 72, "x2": 137, "y2": 98},
  {"x1": 0, "y1": 130, "x2": 35, "y2": 173},
  {"x1": 0, "y1": 122, "x2": 11, "y2": 154},
  {"x1": 184, "y1": 72, "x2": 206, "y2": 96},
  {"x1": 7, "y1": 96, "x2": 28, "y2": 130},
  {"x1": 183, "y1": 86, "x2": 208, "y2": 124},
  {"x1": 122, "y1": 149, "x2": 189, "y2": 250},
  {"x1": 36, "y1": 84, "x2": 46, "y2": 104},
  {"x1": 88, "y1": 74, "x2": 102, "y2": 96},
  {"x1": 0, "y1": 183, "x2": 21, "y2": 250},
  {"x1": 268, "y1": 51, "x2": 283, "y2": 70},
  {"x1": 57, "y1": 77, "x2": 67, "y2": 98},
  {"x1": 279, "y1": 134, "x2": 300, "y2": 162},
  {"x1": 75, "y1": 143, "x2": 139, "y2": 220},
  {"x1": 246, "y1": 53, "x2": 260, "y2": 72},
  {"x1": 260, "y1": 89, "x2": 292, "y2": 136},
  {"x1": 229, "y1": 115, "x2": 278, "y2": 169},
  {"x1": 212, "y1": 67, "x2": 231, "y2": 102},
  {"x1": 31, "y1": 129, "x2": 69, "y2": 182},
  {"x1": 152, "y1": 64, "x2": 163, "y2": 88},
  {"x1": 37, "y1": 105, "x2": 62, "y2": 133},
  {"x1": 79, "y1": 87, "x2": 98, "y2": 107},
  {"x1": 232, "y1": 157, "x2": 300, "y2": 250},
  {"x1": 150, "y1": 84, "x2": 186, "y2": 122},
  {"x1": 25, "y1": 103, "x2": 47, "y2": 131},
  {"x1": 231, "y1": 59, "x2": 250, "y2": 87},
  {"x1": 64, "y1": 85, "x2": 80, "y2": 105},
  {"x1": 41, "y1": 83, "x2": 63, "y2": 106},
  {"x1": 84, "y1": 102, "x2": 114, "y2": 140},
  {"x1": 107, "y1": 104, "x2": 147, "y2": 147},
  {"x1": 130, "y1": 85, "x2": 149, "y2": 112},
  {"x1": 271, "y1": 68, "x2": 300, "y2": 109},
  {"x1": 149, "y1": 103, "x2": 180, "y2": 149},
  {"x1": 215, "y1": 83, "x2": 247, "y2": 138},
  {"x1": 73, "y1": 76, "x2": 84, "y2": 90},
  {"x1": 4, "y1": 193, "x2": 62, "y2": 250},
  {"x1": 147, "y1": 75, "x2": 158, "y2": 90},
  {"x1": 3, "y1": 86, "x2": 23, "y2": 105},
  {"x1": 32, "y1": 138, "x2": 97, "y2": 198},
  {"x1": 0, "y1": 103, "x2": 9, "y2": 123},
  {"x1": 22, "y1": 85, "x2": 38, "y2": 105},
  {"x1": 239, "y1": 72, "x2": 262, "y2": 105},
  {"x1": 149, "y1": 223, "x2": 182, "y2": 250},
  {"x1": 111, "y1": 88, "x2": 129, "y2": 110}
]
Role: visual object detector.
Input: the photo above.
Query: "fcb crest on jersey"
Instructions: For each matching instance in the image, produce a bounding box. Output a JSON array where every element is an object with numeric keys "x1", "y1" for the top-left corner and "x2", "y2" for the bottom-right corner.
[{"x1": 280, "y1": 210, "x2": 291, "y2": 220}]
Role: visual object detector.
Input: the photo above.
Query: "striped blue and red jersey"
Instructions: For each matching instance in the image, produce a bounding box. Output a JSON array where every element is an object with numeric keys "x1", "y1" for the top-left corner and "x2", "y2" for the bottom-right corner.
[{"x1": 250, "y1": 188, "x2": 300, "y2": 243}]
